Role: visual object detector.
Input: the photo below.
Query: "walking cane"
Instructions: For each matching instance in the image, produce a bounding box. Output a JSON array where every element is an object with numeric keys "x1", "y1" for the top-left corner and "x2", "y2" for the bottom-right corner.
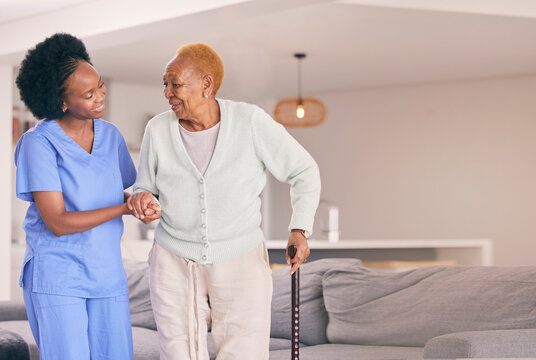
[{"x1": 288, "y1": 245, "x2": 300, "y2": 360}]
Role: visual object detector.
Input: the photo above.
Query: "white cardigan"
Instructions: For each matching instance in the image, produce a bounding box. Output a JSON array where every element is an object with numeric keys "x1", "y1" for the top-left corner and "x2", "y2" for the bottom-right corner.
[{"x1": 133, "y1": 99, "x2": 321, "y2": 264}]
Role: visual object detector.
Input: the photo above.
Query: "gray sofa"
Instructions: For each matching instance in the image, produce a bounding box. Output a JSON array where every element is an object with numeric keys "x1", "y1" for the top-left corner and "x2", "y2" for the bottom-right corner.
[{"x1": 3, "y1": 257, "x2": 536, "y2": 359}]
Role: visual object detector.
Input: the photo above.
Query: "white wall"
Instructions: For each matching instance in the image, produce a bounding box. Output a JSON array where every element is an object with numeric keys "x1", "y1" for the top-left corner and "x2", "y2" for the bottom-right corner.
[
  {"x1": 269, "y1": 75, "x2": 536, "y2": 266},
  {"x1": 12, "y1": 74, "x2": 536, "y2": 268},
  {"x1": 1, "y1": 66, "x2": 13, "y2": 300},
  {"x1": 106, "y1": 81, "x2": 169, "y2": 149}
]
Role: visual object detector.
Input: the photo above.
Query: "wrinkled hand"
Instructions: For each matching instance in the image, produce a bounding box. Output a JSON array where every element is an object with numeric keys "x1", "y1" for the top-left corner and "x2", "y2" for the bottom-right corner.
[
  {"x1": 141, "y1": 202, "x2": 161, "y2": 224},
  {"x1": 286, "y1": 232, "x2": 310, "y2": 275},
  {"x1": 127, "y1": 192, "x2": 161, "y2": 224}
]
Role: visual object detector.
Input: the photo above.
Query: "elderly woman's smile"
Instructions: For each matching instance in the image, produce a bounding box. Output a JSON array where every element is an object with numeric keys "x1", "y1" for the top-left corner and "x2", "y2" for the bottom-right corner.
[{"x1": 170, "y1": 101, "x2": 182, "y2": 111}]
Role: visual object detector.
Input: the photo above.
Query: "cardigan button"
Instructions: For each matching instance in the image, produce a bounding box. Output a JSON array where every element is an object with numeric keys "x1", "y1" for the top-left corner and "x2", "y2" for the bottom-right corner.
[
  {"x1": 199, "y1": 179, "x2": 204, "y2": 184},
  {"x1": 202, "y1": 255, "x2": 207, "y2": 261},
  {"x1": 201, "y1": 224, "x2": 206, "y2": 228},
  {"x1": 202, "y1": 236, "x2": 207, "y2": 241},
  {"x1": 201, "y1": 209, "x2": 206, "y2": 214},
  {"x1": 200, "y1": 194, "x2": 205, "y2": 199}
]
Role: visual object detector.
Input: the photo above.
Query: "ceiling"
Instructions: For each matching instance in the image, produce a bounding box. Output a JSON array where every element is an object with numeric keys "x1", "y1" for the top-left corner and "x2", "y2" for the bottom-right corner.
[
  {"x1": 0, "y1": 0, "x2": 91, "y2": 23},
  {"x1": 4, "y1": 0, "x2": 536, "y2": 103}
]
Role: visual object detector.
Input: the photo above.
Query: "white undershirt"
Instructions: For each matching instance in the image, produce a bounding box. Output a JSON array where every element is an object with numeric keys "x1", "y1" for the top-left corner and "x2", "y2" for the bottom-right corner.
[{"x1": 178, "y1": 122, "x2": 220, "y2": 175}]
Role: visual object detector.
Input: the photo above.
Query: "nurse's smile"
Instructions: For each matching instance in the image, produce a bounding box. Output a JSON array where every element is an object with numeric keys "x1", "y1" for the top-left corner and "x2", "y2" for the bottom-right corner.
[{"x1": 93, "y1": 104, "x2": 105, "y2": 113}]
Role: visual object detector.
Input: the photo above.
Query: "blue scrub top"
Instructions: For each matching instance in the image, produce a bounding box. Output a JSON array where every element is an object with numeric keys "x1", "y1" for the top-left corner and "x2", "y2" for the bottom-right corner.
[{"x1": 14, "y1": 119, "x2": 137, "y2": 298}]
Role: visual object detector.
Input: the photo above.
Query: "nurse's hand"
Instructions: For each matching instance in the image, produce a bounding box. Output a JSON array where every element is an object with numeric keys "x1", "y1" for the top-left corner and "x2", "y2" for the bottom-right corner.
[
  {"x1": 127, "y1": 192, "x2": 161, "y2": 222},
  {"x1": 122, "y1": 202, "x2": 133, "y2": 215}
]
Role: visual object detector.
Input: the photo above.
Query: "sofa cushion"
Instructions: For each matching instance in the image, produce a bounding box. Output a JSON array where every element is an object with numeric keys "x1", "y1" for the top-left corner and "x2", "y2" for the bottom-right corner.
[
  {"x1": 123, "y1": 259, "x2": 157, "y2": 331},
  {"x1": 423, "y1": 329, "x2": 536, "y2": 359},
  {"x1": 270, "y1": 258, "x2": 362, "y2": 345},
  {"x1": 323, "y1": 264, "x2": 536, "y2": 347},
  {"x1": 0, "y1": 327, "x2": 30, "y2": 360},
  {"x1": 0, "y1": 321, "x2": 38, "y2": 360},
  {"x1": 132, "y1": 326, "x2": 160, "y2": 360},
  {"x1": 268, "y1": 343, "x2": 423, "y2": 360}
]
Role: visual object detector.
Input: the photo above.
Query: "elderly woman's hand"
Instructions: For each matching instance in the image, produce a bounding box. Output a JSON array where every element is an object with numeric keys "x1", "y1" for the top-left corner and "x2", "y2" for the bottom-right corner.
[
  {"x1": 286, "y1": 232, "x2": 310, "y2": 275},
  {"x1": 127, "y1": 192, "x2": 161, "y2": 224},
  {"x1": 141, "y1": 202, "x2": 162, "y2": 224}
]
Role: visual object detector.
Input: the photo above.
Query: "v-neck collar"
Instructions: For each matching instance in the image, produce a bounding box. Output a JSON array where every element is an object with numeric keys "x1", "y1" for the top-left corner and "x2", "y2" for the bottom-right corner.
[
  {"x1": 48, "y1": 118, "x2": 99, "y2": 156},
  {"x1": 170, "y1": 99, "x2": 226, "y2": 178}
]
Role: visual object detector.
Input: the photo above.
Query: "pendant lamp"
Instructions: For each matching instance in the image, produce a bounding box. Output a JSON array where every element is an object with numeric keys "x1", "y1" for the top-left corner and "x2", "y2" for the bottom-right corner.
[{"x1": 274, "y1": 53, "x2": 326, "y2": 128}]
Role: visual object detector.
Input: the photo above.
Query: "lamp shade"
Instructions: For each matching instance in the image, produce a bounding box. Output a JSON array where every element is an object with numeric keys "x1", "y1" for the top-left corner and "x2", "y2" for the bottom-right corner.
[{"x1": 273, "y1": 97, "x2": 326, "y2": 128}]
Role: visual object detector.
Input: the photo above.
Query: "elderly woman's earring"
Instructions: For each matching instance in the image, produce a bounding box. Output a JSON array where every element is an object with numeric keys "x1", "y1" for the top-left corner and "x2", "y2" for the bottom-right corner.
[{"x1": 204, "y1": 94, "x2": 208, "y2": 98}]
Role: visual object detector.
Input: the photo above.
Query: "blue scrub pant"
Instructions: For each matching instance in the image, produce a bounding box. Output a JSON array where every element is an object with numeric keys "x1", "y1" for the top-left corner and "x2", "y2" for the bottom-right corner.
[{"x1": 22, "y1": 259, "x2": 133, "y2": 360}]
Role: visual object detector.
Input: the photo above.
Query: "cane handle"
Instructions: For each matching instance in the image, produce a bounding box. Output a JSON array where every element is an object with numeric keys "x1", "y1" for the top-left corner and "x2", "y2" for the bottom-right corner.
[{"x1": 288, "y1": 245, "x2": 297, "y2": 261}]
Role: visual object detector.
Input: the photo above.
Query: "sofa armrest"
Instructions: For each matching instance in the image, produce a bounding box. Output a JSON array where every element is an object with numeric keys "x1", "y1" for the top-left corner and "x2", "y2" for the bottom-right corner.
[
  {"x1": 0, "y1": 301, "x2": 27, "y2": 321},
  {"x1": 424, "y1": 329, "x2": 536, "y2": 358}
]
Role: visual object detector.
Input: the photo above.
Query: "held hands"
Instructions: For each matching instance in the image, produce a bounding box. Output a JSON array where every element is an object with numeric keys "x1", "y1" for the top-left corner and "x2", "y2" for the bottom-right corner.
[
  {"x1": 286, "y1": 232, "x2": 310, "y2": 275},
  {"x1": 127, "y1": 191, "x2": 161, "y2": 224}
]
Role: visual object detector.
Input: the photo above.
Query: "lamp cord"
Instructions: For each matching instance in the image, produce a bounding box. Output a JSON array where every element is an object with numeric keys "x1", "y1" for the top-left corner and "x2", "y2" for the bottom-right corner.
[{"x1": 297, "y1": 57, "x2": 302, "y2": 105}]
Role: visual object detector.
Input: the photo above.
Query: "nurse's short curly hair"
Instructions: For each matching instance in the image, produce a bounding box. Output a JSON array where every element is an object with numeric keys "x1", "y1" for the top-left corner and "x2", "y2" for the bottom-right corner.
[
  {"x1": 177, "y1": 43, "x2": 224, "y2": 94},
  {"x1": 16, "y1": 33, "x2": 91, "y2": 120}
]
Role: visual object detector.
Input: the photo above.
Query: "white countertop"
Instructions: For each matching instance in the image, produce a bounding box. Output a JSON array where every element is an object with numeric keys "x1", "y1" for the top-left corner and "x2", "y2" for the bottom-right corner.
[{"x1": 266, "y1": 238, "x2": 492, "y2": 249}]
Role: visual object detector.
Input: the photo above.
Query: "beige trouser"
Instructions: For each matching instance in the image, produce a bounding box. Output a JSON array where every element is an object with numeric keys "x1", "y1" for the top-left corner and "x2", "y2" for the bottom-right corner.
[{"x1": 148, "y1": 241, "x2": 273, "y2": 360}]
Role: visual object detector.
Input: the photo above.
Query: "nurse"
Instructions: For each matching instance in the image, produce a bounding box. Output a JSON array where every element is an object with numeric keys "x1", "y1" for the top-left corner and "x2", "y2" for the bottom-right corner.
[{"x1": 14, "y1": 33, "x2": 159, "y2": 359}]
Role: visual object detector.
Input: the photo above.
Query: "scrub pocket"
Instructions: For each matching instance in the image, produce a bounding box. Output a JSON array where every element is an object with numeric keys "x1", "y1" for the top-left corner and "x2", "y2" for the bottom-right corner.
[
  {"x1": 33, "y1": 247, "x2": 83, "y2": 294},
  {"x1": 19, "y1": 257, "x2": 33, "y2": 288}
]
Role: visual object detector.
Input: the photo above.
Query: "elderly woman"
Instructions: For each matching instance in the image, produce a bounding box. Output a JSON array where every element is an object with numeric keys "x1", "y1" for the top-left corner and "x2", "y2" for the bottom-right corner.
[{"x1": 128, "y1": 43, "x2": 320, "y2": 360}]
